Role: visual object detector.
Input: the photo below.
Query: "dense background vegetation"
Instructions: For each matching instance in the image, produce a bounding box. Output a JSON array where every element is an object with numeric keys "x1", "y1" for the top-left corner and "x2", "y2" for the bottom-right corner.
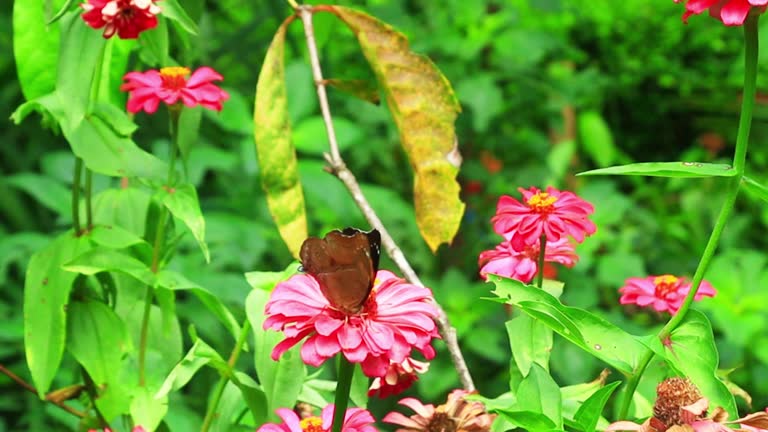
[{"x1": 3, "y1": 0, "x2": 768, "y2": 430}]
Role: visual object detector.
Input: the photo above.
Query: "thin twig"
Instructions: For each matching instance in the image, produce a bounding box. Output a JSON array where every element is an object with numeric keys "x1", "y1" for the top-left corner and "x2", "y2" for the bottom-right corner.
[
  {"x1": 0, "y1": 364, "x2": 86, "y2": 418},
  {"x1": 297, "y1": 6, "x2": 475, "y2": 391}
]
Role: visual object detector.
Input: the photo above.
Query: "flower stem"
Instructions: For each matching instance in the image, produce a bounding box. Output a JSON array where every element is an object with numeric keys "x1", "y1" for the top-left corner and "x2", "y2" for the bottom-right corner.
[
  {"x1": 140, "y1": 108, "x2": 182, "y2": 386},
  {"x1": 72, "y1": 157, "x2": 83, "y2": 235},
  {"x1": 200, "y1": 320, "x2": 252, "y2": 432},
  {"x1": 331, "y1": 359, "x2": 355, "y2": 432},
  {"x1": 536, "y1": 234, "x2": 547, "y2": 288},
  {"x1": 615, "y1": 14, "x2": 758, "y2": 421}
]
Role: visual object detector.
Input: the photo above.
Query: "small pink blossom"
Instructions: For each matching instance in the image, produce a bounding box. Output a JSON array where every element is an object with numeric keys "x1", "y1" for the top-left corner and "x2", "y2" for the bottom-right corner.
[
  {"x1": 618, "y1": 275, "x2": 716, "y2": 315},
  {"x1": 120, "y1": 66, "x2": 230, "y2": 114},
  {"x1": 81, "y1": 0, "x2": 160, "y2": 39},
  {"x1": 257, "y1": 404, "x2": 378, "y2": 432},
  {"x1": 263, "y1": 270, "x2": 439, "y2": 378},
  {"x1": 674, "y1": 0, "x2": 768, "y2": 26},
  {"x1": 492, "y1": 186, "x2": 596, "y2": 249},
  {"x1": 368, "y1": 357, "x2": 429, "y2": 399},
  {"x1": 478, "y1": 235, "x2": 578, "y2": 284}
]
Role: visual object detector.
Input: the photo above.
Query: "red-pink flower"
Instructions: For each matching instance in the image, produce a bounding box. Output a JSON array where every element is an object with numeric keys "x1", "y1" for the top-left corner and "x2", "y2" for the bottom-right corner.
[
  {"x1": 88, "y1": 427, "x2": 145, "y2": 432},
  {"x1": 120, "y1": 66, "x2": 230, "y2": 114},
  {"x1": 674, "y1": 0, "x2": 768, "y2": 26},
  {"x1": 383, "y1": 389, "x2": 495, "y2": 432},
  {"x1": 80, "y1": 0, "x2": 160, "y2": 39},
  {"x1": 619, "y1": 275, "x2": 716, "y2": 315},
  {"x1": 478, "y1": 235, "x2": 578, "y2": 284},
  {"x1": 368, "y1": 357, "x2": 429, "y2": 399},
  {"x1": 257, "y1": 405, "x2": 378, "y2": 432},
  {"x1": 492, "y1": 186, "x2": 596, "y2": 249},
  {"x1": 263, "y1": 270, "x2": 439, "y2": 378}
]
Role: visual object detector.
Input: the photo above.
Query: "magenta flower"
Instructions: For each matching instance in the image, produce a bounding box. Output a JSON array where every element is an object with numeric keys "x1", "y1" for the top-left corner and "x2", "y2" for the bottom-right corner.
[
  {"x1": 81, "y1": 0, "x2": 160, "y2": 39},
  {"x1": 492, "y1": 186, "x2": 596, "y2": 249},
  {"x1": 383, "y1": 389, "x2": 495, "y2": 432},
  {"x1": 120, "y1": 66, "x2": 230, "y2": 114},
  {"x1": 257, "y1": 405, "x2": 378, "y2": 432},
  {"x1": 368, "y1": 356, "x2": 429, "y2": 399},
  {"x1": 263, "y1": 270, "x2": 439, "y2": 378},
  {"x1": 478, "y1": 234, "x2": 578, "y2": 284},
  {"x1": 674, "y1": 0, "x2": 768, "y2": 26},
  {"x1": 619, "y1": 275, "x2": 716, "y2": 315}
]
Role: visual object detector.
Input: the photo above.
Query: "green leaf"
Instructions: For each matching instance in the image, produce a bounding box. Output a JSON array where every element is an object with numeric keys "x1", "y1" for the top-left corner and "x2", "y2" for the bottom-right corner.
[
  {"x1": 516, "y1": 363, "x2": 562, "y2": 429},
  {"x1": 67, "y1": 300, "x2": 133, "y2": 420},
  {"x1": 91, "y1": 187, "x2": 151, "y2": 237},
  {"x1": 349, "y1": 362, "x2": 369, "y2": 409},
  {"x1": 331, "y1": 6, "x2": 465, "y2": 252},
  {"x1": 490, "y1": 276, "x2": 646, "y2": 374},
  {"x1": 507, "y1": 314, "x2": 553, "y2": 378},
  {"x1": 13, "y1": 0, "x2": 66, "y2": 100},
  {"x1": 56, "y1": 11, "x2": 106, "y2": 113},
  {"x1": 648, "y1": 310, "x2": 737, "y2": 417},
  {"x1": 88, "y1": 225, "x2": 149, "y2": 250},
  {"x1": 742, "y1": 176, "x2": 768, "y2": 203},
  {"x1": 245, "y1": 266, "x2": 297, "y2": 292},
  {"x1": 6, "y1": 173, "x2": 71, "y2": 218},
  {"x1": 130, "y1": 387, "x2": 168, "y2": 432},
  {"x1": 254, "y1": 18, "x2": 307, "y2": 259},
  {"x1": 63, "y1": 247, "x2": 155, "y2": 285},
  {"x1": 573, "y1": 381, "x2": 620, "y2": 432},
  {"x1": 323, "y1": 78, "x2": 380, "y2": 105},
  {"x1": 155, "y1": 338, "x2": 228, "y2": 399},
  {"x1": 24, "y1": 230, "x2": 92, "y2": 396},
  {"x1": 292, "y1": 116, "x2": 364, "y2": 156},
  {"x1": 178, "y1": 107, "x2": 203, "y2": 162},
  {"x1": 231, "y1": 372, "x2": 268, "y2": 426},
  {"x1": 246, "y1": 288, "x2": 305, "y2": 422},
  {"x1": 497, "y1": 410, "x2": 556, "y2": 432},
  {"x1": 578, "y1": 162, "x2": 736, "y2": 178},
  {"x1": 155, "y1": 270, "x2": 240, "y2": 342},
  {"x1": 138, "y1": 15, "x2": 169, "y2": 65},
  {"x1": 578, "y1": 110, "x2": 617, "y2": 168},
  {"x1": 159, "y1": 183, "x2": 210, "y2": 262},
  {"x1": 160, "y1": 0, "x2": 199, "y2": 35}
]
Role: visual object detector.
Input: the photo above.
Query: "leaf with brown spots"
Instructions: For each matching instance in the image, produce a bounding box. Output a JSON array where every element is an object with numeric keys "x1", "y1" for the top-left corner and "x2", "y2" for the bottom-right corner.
[
  {"x1": 254, "y1": 17, "x2": 307, "y2": 258},
  {"x1": 326, "y1": 6, "x2": 465, "y2": 252}
]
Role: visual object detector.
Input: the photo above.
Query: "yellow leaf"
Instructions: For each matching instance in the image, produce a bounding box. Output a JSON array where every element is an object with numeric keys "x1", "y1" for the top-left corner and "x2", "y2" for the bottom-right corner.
[
  {"x1": 254, "y1": 17, "x2": 307, "y2": 258},
  {"x1": 328, "y1": 6, "x2": 465, "y2": 252}
]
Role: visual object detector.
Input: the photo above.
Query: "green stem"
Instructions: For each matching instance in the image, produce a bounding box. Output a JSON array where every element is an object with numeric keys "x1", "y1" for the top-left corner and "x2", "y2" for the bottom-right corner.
[
  {"x1": 536, "y1": 234, "x2": 547, "y2": 288},
  {"x1": 331, "y1": 359, "x2": 355, "y2": 432},
  {"x1": 200, "y1": 320, "x2": 252, "y2": 432},
  {"x1": 85, "y1": 168, "x2": 93, "y2": 230},
  {"x1": 616, "y1": 14, "x2": 758, "y2": 421},
  {"x1": 72, "y1": 158, "x2": 83, "y2": 234},
  {"x1": 137, "y1": 284, "x2": 154, "y2": 387}
]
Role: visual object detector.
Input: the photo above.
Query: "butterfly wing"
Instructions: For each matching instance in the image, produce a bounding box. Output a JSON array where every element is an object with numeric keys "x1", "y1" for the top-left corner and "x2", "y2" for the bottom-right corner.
[{"x1": 300, "y1": 228, "x2": 381, "y2": 314}]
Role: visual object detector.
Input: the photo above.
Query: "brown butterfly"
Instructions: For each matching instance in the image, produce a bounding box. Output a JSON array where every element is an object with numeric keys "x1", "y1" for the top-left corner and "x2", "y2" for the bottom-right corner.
[{"x1": 299, "y1": 227, "x2": 381, "y2": 314}]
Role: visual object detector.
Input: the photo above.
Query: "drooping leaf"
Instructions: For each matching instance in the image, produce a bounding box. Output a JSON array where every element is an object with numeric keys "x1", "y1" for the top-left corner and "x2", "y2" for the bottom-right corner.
[
  {"x1": 329, "y1": 6, "x2": 465, "y2": 251},
  {"x1": 24, "y1": 230, "x2": 92, "y2": 397},
  {"x1": 63, "y1": 247, "x2": 155, "y2": 285},
  {"x1": 155, "y1": 338, "x2": 228, "y2": 399},
  {"x1": 253, "y1": 17, "x2": 307, "y2": 259},
  {"x1": 246, "y1": 288, "x2": 305, "y2": 422},
  {"x1": 507, "y1": 314, "x2": 553, "y2": 378},
  {"x1": 158, "y1": 183, "x2": 210, "y2": 263},
  {"x1": 231, "y1": 372, "x2": 269, "y2": 426},
  {"x1": 159, "y1": 0, "x2": 199, "y2": 35},
  {"x1": 578, "y1": 162, "x2": 736, "y2": 178},
  {"x1": 742, "y1": 176, "x2": 768, "y2": 203},
  {"x1": 516, "y1": 363, "x2": 563, "y2": 429},
  {"x1": 647, "y1": 310, "x2": 737, "y2": 418},
  {"x1": 490, "y1": 276, "x2": 646, "y2": 374}
]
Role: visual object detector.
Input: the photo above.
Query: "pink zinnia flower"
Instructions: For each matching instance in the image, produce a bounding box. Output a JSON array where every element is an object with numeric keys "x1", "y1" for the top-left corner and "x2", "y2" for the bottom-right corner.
[
  {"x1": 478, "y1": 235, "x2": 578, "y2": 284},
  {"x1": 368, "y1": 357, "x2": 429, "y2": 399},
  {"x1": 674, "y1": 0, "x2": 768, "y2": 26},
  {"x1": 80, "y1": 0, "x2": 160, "y2": 39},
  {"x1": 263, "y1": 270, "x2": 439, "y2": 378},
  {"x1": 120, "y1": 66, "x2": 230, "y2": 114},
  {"x1": 618, "y1": 275, "x2": 716, "y2": 315},
  {"x1": 492, "y1": 186, "x2": 596, "y2": 249},
  {"x1": 257, "y1": 405, "x2": 378, "y2": 432},
  {"x1": 383, "y1": 389, "x2": 495, "y2": 432},
  {"x1": 88, "y1": 427, "x2": 145, "y2": 432}
]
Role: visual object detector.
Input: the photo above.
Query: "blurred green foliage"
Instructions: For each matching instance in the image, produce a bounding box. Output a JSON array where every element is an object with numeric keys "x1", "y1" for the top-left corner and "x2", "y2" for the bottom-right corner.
[{"x1": 3, "y1": 0, "x2": 768, "y2": 430}]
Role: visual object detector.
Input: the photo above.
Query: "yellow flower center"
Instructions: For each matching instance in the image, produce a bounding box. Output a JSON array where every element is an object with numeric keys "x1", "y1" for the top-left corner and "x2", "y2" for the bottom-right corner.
[
  {"x1": 159, "y1": 66, "x2": 190, "y2": 89},
  {"x1": 299, "y1": 416, "x2": 324, "y2": 432},
  {"x1": 526, "y1": 192, "x2": 558, "y2": 213},
  {"x1": 653, "y1": 275, "x2": 680, "y2": 297}
]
